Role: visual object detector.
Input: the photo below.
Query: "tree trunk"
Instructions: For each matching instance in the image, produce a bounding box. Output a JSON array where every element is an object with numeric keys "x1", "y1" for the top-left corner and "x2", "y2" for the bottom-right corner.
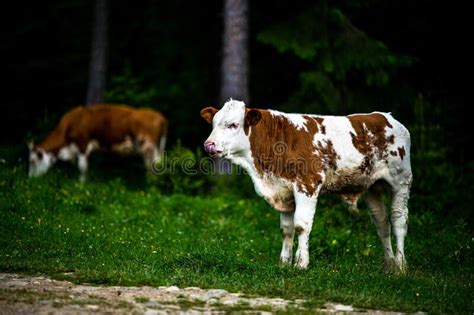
[
  {"x1": 220, "y1": 0, "x2": 249, "y2": 104},
  {"x1": 86, "y1": 0, "x2": 108, "y2": 105},
  {"x1": 218, "y1": 0, "x2": 249, "y2": 174}
]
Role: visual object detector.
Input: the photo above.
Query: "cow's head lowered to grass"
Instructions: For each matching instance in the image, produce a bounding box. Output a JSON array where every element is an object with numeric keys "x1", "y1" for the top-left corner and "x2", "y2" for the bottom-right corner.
[
  {"x1": 200, "y1": 99, "x2": 261, "y2": 158},
  {"x1": 27, "y1": 105, "x2": 168, "y2": 181},
  {"x1": 28, "y1": 142, "x2": 56, "y2": 177}
]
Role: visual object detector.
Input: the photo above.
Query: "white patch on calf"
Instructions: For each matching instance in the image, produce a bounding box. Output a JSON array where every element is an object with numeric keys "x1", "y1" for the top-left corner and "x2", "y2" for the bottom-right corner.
[
  {"x1": 270, "y1": 110, "x2": 309, "y2": 131},
  {"x1": 313, "y1": 116, "x2": 364, "y2": 169}
]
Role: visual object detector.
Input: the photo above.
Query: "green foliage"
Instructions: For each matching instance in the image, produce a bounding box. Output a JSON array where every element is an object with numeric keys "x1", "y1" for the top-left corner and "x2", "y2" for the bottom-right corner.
[
  {"x1": 257, "y1": 4, "x2": 412, "y2": 114},
  {"x1": 0, "y1": 153, "x2": 473, "y2": 313},
  {"x1": 152, "y1": 142, "x2": 210, "y2": 195},
  {"x1": 104, "y1": 63, "x2": 159, "y2": 106},
  {"x1": 408, "y1": 94, "x2": 473, "y2": 216},
  {"x1": 149, "y1": 144, "x2": 262, "y2": 198}
]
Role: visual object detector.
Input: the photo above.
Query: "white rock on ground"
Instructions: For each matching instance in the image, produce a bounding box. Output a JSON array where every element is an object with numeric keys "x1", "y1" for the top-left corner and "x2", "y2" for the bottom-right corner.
[{"x1": 0, "y1": 273, "x2": 415, "y2": 314}]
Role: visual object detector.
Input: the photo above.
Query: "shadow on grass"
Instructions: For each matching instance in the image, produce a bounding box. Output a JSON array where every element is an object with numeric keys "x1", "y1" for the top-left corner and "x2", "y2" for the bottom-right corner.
[
  {"x1": 91, "y1": 154, "x2": 149, "y2": 190},
  {"x1": 56, "y1": 153, "x2": 151, "y2": 191},
  {"x1": 1, "y1": 145, "x2": 151, "y2": 192}
]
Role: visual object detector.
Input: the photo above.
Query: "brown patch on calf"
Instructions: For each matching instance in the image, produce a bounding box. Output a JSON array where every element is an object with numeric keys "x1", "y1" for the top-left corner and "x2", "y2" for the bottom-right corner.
[
  {"x1": 247, "y1": 111, "x2": 326, "y2": 196},
  {"x1": 320, "y1": 124, "x2": 326, "y2": 134},
  {"x1": 398, "y1": 146, "x2": 406, "y2": 160},
  {"x1": 321, "y1": 167, "x2": 367, "y2": 195},
  {"x1": 390, "y1": 150, "x2": 398, "y2": 157},
  {"x1": 315, "y1": 139, "x2": 340, "y2": 171},
  {"x1": 295, "y1": 225, "x2": 304, "y2": 235},
  {"x1": 244, "y1": 109, "x2": 263, "y2": 135},
  {"x1": 348, "y1": 113, "x2": 393, "y2": 173},
  {"x1": 200, "y1": 107, "x2": 219, "y2": 124},
  {"x1": 303, "y1": 116, "x2": 325, "y2": 135}
]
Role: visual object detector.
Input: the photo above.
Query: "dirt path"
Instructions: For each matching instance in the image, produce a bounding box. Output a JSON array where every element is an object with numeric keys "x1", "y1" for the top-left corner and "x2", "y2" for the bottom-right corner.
[{"x1": 0, "y1": 273, "x2": 406, "y2": 314}]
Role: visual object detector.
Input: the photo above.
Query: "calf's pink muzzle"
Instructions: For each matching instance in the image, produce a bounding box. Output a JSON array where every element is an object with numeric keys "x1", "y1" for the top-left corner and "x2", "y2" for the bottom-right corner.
[{"x1": 204, "y1": 141, "x2": 218, "y2": 156}]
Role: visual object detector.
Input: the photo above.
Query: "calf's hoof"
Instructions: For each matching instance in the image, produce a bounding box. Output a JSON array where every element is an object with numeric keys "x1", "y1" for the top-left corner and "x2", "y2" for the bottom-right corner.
[
  {"x1": 384, "y1": 257, "x2": 407, "y2": 275},
  {"x1": 280, "y1": 256, "x2": 293, "y2": 265},
  {"x1": 294, "y1": 250, "x2": 309, "y2": 269}
]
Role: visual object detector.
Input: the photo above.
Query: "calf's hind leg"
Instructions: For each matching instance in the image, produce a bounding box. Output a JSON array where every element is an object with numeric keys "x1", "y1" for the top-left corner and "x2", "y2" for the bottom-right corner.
[
  {"x1": 365, "y1": 183, "x2": 395, "y2": 272},
  {"x1": 390, "y1": 183, "x2": 411, "y2": 273}
]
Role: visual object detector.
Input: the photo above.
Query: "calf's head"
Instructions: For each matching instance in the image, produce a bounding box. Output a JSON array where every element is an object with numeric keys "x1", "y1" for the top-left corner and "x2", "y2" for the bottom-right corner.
[
  {"x1": 28, "y1": 142, "x2": 56, "y2": 177},
  {"x1": 200, "y1": 99, "x2": 261, "y2": 158}
]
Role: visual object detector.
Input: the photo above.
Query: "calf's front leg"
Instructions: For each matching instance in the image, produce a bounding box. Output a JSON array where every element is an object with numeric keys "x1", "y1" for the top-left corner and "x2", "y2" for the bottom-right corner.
[
  {"x1": 293, "y1": 189, "x2": 318, "y2": 269},
  {"x1": 280, "y1": 211, "x2": 295, "y2": 265}
]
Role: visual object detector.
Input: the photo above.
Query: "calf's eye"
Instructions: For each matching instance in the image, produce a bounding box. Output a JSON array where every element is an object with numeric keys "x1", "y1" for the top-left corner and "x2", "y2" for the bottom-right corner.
[{"x1": 227, "y1": 123, "x2": 239, "y2": 129}]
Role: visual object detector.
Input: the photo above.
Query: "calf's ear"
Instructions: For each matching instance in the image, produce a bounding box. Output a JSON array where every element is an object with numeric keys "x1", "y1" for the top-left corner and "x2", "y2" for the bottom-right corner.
[
  {"x1": 200, "y1": 107, "x2": 219, "y2": 124},
  {"x1": 245, "y1": 109, "x2": 262, "y2": 126}
]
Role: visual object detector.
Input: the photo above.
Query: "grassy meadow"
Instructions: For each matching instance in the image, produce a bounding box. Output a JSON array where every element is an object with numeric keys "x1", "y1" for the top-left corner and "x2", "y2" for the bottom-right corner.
[{"x1": 0, "y1": 146, "x2": 473, "y2": 313}]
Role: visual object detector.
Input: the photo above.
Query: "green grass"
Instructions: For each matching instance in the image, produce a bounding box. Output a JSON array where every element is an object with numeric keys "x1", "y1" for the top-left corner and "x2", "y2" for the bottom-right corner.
[{"x1": 0, "y1": 149, "x2": 473, "y2": 313}]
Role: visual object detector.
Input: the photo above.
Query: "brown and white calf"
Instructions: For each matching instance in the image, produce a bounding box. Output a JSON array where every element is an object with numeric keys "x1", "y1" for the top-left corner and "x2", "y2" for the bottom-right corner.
[
  {"x1": 28, "y1": 104, "x2": 167, "y2": 181},
  {"x1": 201, "y1": 99, "x2": 412, "y2": 272}
]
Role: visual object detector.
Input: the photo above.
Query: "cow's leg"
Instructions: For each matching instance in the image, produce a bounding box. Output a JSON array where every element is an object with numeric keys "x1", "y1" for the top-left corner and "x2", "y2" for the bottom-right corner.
[
  {"x1": 365, "y1": 184, "x2": 395, "y2": 272},
  {"x1": 77, "y1": 141, "x2": 96, "y2": 182},
  {"x1": 158, "y1": 133, "x2": 167, "y2": 159},
  {"x1": 280, "y1": 211, "x2": 295, "y2": 265},
  {"x1": 390, "y1": 183, "x2": 410, "y2": 274},
  {"x1": 140, "y1": 139, "x2": 159, "y2": 171},
  {"x1": 293, "y1": 189, "x2": 318, "y2": 269},
  {"x1": 77, "y1": 154, "x2": 88, "y2": 182}
]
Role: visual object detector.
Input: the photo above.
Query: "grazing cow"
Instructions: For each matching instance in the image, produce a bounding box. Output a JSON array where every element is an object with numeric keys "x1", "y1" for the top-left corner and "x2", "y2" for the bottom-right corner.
[
  {"x1": 28, "y1": 104, "x2": 167, "y2": 181},
  {"x1": 201, "y1": 99, "x2": 412, "y2": 272}
]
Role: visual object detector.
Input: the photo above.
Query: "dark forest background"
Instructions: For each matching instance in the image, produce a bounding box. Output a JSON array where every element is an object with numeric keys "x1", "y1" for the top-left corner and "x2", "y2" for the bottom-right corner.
[{"x1": 1, "y1": 1, "x2": 472, "y2": 222}]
